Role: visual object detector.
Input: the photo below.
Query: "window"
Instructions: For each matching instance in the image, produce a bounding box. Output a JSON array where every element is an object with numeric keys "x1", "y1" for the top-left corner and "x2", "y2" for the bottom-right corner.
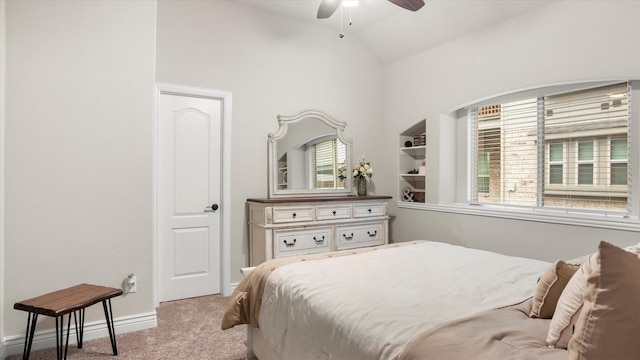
[
  {"x1": 611, "y1": 137, "x2": 628, "y2": 185},
  {"x1": 477, "y1": 153, "x2": 490, "y2": 193},
  {"x1": 476, "y1": 118, "x2": 501, "y2": 200},
  {"x1": 546, "y1": 137, "x2": 623, "y2": 187},
  {"x1": 548, "y1": 143, "x2": 563, "y2": 184},
  {"x1": 470, "y1": 82, "x2": 631, "y2": 215},
  {"x1": 577, "y1": 140, "x2": 594, "y2": 185},
  {"x1": 312, "y1": 138, "x2": 346, "y2": 189}
]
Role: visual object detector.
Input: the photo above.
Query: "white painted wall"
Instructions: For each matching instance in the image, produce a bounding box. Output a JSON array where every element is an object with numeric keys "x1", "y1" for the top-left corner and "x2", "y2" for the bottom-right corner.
[
  {"x1": 155, "y1": 0, "x2": 384, "y2": 285},
  {"x1": 5, "y1": 0, "x2": 638, "y2": 351},
  {"x1": 4, "y1": 0, "x2": 156, "y2": 342},
  {"x1": 0, "y1": 0, "x2": 6, "y2": 356},
  {"x1": 382, "y1": 1, "x2": 640, "y2": 260}
]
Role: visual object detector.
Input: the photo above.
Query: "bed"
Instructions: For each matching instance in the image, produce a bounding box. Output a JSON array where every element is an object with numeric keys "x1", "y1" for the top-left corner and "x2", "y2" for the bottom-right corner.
[{"x1": 222, "y1": 240, "x2": 640, "y2": 360}]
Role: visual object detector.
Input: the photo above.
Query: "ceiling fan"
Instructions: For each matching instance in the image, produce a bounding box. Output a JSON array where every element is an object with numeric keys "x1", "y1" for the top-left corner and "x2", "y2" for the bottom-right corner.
[{"x1": 317, "y1": 0, "x2": 425, "y2": 19}]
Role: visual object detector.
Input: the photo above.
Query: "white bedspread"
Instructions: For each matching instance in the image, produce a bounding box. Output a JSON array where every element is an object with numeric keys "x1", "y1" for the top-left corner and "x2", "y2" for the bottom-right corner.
[{"x1": 258, "y1": 241, "x2": 550, "y2": 360}]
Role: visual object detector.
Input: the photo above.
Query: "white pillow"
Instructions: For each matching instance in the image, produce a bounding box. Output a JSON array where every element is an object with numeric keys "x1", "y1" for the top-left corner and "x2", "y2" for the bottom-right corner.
[{"x1": 546, "y1": 252, "x2": 598, "y2": 348}]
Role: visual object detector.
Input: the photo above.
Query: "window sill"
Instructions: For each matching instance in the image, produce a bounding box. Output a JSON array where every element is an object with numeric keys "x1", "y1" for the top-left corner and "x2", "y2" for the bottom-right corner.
[{"x1": 396, "y1": 201, "x2": 640, "y2": 232}]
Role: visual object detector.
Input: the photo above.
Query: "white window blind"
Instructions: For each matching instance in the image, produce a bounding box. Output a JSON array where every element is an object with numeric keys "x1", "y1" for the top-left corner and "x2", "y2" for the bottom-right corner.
[
  {"x1": 470, "y1": 82, "x2": 631, "y2": 215},
  {"x1": 312, "y1": 139, "x2": 346, "y2": 189}
]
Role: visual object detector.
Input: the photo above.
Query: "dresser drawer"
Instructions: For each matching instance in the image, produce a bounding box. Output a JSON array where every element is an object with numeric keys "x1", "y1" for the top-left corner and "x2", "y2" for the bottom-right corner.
[
  {"x1": 353, "y1": 203, "x2": 385, "y2": 218},
  {"x1": 274, "y1": 227, "x2": 331, "y2": 257},
  {"x1": 336, "y1": 223, "x2": 384, "y2": 249},
  {"x1": 272, "y1": 206, "x2": 315, "y2": 223},
  {"x1": 316, "y1": 204, "x2": 351, "y2": 220},
  {"x1": 248, "y1": 197, "x2": 390, "y2": 265}
]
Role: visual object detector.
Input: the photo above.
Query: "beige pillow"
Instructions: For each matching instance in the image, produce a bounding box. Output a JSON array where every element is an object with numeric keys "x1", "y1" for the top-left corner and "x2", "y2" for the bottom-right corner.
[
  {"x1": 530, "y1": 260, "x2": 579, "y2": 319},
  {"x1": 568, "y1": 242, "x2": 640, "y2": 265},
  {"x1": 546, "y1": 252, "x2": 597, "y2": 348},
  {"x1": 568, "y1": 241, "x2": 640, "y2": 360}
]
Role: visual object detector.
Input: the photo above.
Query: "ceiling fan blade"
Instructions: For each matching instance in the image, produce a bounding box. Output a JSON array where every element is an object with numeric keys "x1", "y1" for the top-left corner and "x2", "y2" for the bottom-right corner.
[
  {"x1": 317, "y1": 0, "x2": 341, "y2": 19},
  {"x1": 388, "y1": 0, "x2": 425, "y2": 11}
]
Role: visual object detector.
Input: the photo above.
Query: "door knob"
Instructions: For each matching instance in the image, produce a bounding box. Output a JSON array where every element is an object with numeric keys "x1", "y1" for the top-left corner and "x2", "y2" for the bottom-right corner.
[{"x1": 205, "y1": 204, "x2": 219, "y2": 212}]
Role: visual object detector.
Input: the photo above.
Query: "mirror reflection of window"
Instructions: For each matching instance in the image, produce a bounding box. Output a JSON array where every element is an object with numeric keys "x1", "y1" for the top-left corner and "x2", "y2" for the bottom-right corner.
[{"x1": 311, "y1": 138, "x2": 346, "y2": 189}]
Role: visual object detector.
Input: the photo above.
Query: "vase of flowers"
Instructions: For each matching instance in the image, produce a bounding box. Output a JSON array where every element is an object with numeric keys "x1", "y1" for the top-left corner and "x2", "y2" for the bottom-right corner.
[
  {"x1": 338, "y1": 165, "x2": 347, "y2": 184},
  {"x1": 356, "y1": 177, "x2": 367, "y2": 196},
  {"x1": 353, "y1": 155, "x2": 373, "y2": 196}
]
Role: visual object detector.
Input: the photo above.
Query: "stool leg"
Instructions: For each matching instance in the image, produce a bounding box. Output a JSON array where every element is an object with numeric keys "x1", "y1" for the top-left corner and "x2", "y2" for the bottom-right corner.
[
  {"x1": 55, "y1": 316, "x2": 62, "y2": 360},
  {"x1": 55, "y1": 315, "x2": 72, "y2": 360},
  {"x1": 102, "y1": 299, "x2": 118, "y2": 356},
  {"x1": 22, "y1": 312, "x2": 38, "y2": 360},
  {"x1": 73, "y1": 309, "x2": 85, "y2": 349},
  {"x1": 64, "y1": 312, "x2": 72, "y2": 359}
]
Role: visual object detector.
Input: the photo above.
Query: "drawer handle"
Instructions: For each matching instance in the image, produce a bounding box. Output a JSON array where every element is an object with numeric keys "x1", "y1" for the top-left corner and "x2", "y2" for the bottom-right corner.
[
  {"x1": 292, "y1": 212, "x2": 297, "y2": 218},
  {"x1": 343, "y1": 233, "x2": 354, "y2": 240},
  {"x1": 284, "y1": 239, "x2": 297, "y2": 248},
  {"x1": 313, "y1": 236, "x2": 325, "y2": 245},
  {"x1": 368, "y1": 209, "x2": 372, "y2": 213},
  {"x1": 332, "y1": 210, "x2": 336, "y2": 215},
  {"x1": 367, "y1": 230, "x2": 378, "y2": 237}
]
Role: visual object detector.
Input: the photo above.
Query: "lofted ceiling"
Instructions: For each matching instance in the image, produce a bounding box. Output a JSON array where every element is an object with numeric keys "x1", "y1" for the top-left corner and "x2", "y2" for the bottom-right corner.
[{"x1": 237, "y1": 0, "x2": 553, "y2": 65}]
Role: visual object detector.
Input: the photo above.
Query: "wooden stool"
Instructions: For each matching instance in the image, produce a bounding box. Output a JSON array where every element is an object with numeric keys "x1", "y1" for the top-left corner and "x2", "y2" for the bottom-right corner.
[{"x1": 14, "y1": 283, "x2": 123, "y2": 360}]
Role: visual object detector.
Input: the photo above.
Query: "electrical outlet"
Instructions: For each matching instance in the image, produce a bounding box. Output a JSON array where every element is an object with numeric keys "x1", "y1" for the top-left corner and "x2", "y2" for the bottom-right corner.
[{"x1": 126, "y1": 274, "x2": 137, "y2": 293}]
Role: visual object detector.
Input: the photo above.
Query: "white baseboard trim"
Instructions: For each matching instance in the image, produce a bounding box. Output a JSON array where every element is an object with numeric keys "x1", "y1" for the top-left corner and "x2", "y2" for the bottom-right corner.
[
  {"x1": 1, "y1": 340, "x2": 6, "y2": 360},
  {"x1": 229, "y1": 282, "x2": 238, "y2": 293},
  {"x1": 3, "y1": 310, "x2": 157, "y2": 357}
]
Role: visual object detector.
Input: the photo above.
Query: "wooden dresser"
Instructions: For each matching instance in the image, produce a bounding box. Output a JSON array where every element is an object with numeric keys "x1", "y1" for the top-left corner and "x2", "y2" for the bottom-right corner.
[{"x1": 247, "y1": 195, "x2": 391, "y2": 266}]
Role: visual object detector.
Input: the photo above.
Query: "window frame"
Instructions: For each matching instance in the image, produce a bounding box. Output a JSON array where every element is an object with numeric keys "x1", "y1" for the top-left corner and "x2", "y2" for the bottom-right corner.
[
  {"x1": 469, "y1": 82, "x2": 631, "y2": 214},
  {"x1": 399, "y1": 81, "x2": 640, "y2": 232}
]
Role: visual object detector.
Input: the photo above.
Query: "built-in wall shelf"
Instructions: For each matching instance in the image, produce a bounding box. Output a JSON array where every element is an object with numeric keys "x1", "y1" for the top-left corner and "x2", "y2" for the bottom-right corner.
[
  {"x1": 278, "y1": 154, "x2": 288, "y2": 189},
  {"x1": 398, "y1": 119, "x2": 426, "y2": 203},
  {"x1": 399, "y1": 145, "x2": 425, "y2": 157}
]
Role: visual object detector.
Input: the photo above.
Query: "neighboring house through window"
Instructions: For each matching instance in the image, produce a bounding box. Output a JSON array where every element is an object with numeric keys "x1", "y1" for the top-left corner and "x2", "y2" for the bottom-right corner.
[{"x1": 470, "y1": 82, "x2": 630, "y2": 214}]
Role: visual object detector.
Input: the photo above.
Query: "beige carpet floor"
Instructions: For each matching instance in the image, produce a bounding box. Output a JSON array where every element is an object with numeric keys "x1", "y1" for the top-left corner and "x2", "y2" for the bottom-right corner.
[{"x1": 6, "y1": 295, "x2": 247, "y2": 360}]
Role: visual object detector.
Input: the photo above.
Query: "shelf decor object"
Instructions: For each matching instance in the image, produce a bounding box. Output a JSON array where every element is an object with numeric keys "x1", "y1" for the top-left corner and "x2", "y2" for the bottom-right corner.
[{"x1": 398, "y1": 119, "x2": 426, "y2": 203}]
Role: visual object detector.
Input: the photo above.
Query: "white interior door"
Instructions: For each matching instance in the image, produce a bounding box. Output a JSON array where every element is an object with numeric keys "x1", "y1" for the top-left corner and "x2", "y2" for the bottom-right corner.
[{"x1": 158, "y1": 92, "x2": 222, "y2": 302}]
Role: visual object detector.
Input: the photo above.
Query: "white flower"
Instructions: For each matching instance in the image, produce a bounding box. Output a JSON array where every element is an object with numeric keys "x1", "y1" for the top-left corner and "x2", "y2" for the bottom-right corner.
[{"x1": 353, "y1": 155, "x2": 373, "y2": 180}]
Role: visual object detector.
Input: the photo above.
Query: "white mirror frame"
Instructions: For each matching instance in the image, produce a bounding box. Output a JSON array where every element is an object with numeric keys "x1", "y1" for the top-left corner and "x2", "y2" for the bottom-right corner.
[{"x1": 268, "y1": 110, "x2": 353, "y2": 198}]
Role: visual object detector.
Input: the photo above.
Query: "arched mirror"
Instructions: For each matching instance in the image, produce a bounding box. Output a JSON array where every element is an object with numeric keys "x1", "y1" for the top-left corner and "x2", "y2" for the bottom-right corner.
[{"x1": 268, "y1": 110, "x2": 353, "y2": 198}]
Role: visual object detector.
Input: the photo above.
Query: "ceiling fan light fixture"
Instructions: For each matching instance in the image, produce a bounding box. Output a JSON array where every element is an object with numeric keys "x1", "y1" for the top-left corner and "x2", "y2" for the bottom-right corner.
[{"x1": 318, "y1": 0, "x2": 424, "y2": 19}]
